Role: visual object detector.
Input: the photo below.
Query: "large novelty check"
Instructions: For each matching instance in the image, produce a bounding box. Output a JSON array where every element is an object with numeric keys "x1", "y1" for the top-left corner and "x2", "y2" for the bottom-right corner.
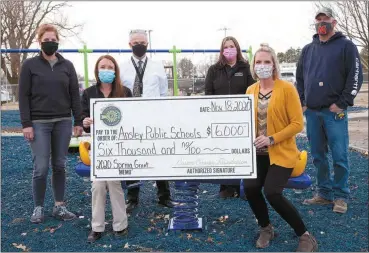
[{"x1": 90, "y1": 95, "x2": 257, "y2": 181}]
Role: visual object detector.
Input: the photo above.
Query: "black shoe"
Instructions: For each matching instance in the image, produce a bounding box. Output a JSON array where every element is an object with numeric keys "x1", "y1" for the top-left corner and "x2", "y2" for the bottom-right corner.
[
  {"x1": 87, "y1": 231, "x2": 102, "y2": 243},
  {"x1": 115, "y1": 227, "x2": 128, "y2": 237},
  {"x1": 219, "y1": 186, "x2": 241, "y2": 199},
  {"x1": 126, "y1": 200, "x2": 138, "y2": 213},
  {"x1": 158, "y1": 199, "x2": 177, "y2": 208},
  {"x1": 219, "y1": 190, "x2": 236, "y2": 199}
]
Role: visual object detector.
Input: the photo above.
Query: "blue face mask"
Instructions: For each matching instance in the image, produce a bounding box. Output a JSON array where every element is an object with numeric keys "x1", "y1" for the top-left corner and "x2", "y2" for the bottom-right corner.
[{"x1": 98, "y1": 69, "x2": 115, "y2": 84}]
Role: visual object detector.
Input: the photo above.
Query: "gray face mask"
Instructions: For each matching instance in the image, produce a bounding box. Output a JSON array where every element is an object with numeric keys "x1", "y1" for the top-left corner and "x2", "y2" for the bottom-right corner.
[
  {"x1": 315, "y1": 21, "x2": 333, "y2": 35},
  {"x1": 255, "y1": 64, "x2": 273, "y2": 79}
]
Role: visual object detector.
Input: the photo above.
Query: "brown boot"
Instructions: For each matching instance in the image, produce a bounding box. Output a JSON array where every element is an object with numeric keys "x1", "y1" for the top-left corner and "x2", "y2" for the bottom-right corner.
[
  {"x1": 333, "y1": 199, "x2": 348, "y2": 213},
  {"x1": 296, "y1": 233, "x2": 318, "y2": 252},
  {"x1": 256, "y1": 224, "x2": 274, "y2": 248}
]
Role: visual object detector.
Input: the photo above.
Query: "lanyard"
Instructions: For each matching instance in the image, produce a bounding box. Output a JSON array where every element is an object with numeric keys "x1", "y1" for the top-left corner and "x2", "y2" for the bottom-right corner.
[{"x1": 131, "y1": 56, "x2": 148, "y2": 83}]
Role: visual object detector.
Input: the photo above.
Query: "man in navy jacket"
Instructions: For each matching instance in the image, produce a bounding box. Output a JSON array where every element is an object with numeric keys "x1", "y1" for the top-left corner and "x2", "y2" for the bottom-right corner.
[{"x1": 296, "y1": 7, "x2": 363, "y2": 214}]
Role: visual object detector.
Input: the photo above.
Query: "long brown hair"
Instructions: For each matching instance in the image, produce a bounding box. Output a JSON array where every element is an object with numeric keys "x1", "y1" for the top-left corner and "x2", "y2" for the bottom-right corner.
[
  {"x1": 217, "y1": 36, "x2": 247, "y2": 67},
  {"x1": 94, "y1": 55, "x2": 126, "y2": 98}
]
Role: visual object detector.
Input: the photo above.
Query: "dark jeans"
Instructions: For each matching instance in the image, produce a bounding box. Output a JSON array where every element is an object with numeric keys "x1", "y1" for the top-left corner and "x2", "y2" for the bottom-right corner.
[
  {"x1": 305, "y1": 108, "x2": 350, "y2": 201},
  {"x1": 126, "y1": 180, "x2": 171, "y2": 202},
  {"x1": 30, "y1": 120, "x2": 72, "y2": 207},
  {"x1": 244, "y1": 155, "x2": 307, "y2": 236}
]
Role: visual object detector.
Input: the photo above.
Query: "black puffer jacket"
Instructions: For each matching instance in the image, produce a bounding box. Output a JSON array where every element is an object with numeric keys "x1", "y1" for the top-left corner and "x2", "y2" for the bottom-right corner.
[{"x1": 204, "y1": 60, "x2": 255, "y2": 95}]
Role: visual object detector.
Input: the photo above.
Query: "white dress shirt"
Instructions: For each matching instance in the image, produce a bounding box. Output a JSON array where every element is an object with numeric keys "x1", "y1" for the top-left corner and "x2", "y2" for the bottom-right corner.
[{"x1": 120, "y1": 55, "x2": 168, "y2": 97}]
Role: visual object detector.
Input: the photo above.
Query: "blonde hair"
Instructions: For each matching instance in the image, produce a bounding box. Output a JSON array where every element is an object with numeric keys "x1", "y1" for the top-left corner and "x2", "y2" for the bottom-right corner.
[{"x1": 251, "y1": 43, "x2": 281, "y2": 80}]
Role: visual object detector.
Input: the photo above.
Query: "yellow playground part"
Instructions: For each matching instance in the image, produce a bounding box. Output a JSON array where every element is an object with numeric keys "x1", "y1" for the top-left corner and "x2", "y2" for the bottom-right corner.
[
  {"x1": 291, "y1": 150, "x2": 308, "y2": 178},
  {"x1": 79, "y1": 141, "x2": 91, "y2": 166}
]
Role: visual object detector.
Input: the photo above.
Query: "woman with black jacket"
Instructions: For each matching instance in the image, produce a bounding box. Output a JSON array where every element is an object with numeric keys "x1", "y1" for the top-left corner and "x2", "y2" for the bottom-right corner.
[
  {"x1": 205, "y1": 36, "x2": 255, "y2": 199},
  {"x1": 81, "y1": 55, "x2": 132, "y2": 243},
  {"x1": 18, "y1": 24, "x2": 83, "y2": 224}
]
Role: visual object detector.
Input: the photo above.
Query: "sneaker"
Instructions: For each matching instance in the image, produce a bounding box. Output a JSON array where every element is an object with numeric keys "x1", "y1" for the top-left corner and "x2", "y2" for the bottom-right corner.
[
  {"x1": 256, "y1": 224, "x2": 275, "y2": 248},
  {"x1": 333, "y1": 199, "x2": 348, "y2": 213},
  {"x1": 30, "y1": 206, "x2": 44, "y2": 224},
  {"x1": 303, "y1": 195, "x2": 332, "y2": 205},
  {"x1": 296, "y1": 233, "x2": 318, "y2": 252},
  {"x1": 52, "y1": 205, "x2": 76, "y2": 221}
]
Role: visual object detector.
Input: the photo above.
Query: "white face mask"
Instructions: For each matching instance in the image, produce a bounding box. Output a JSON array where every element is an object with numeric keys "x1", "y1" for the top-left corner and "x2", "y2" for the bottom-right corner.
[{"x1": 254, "y1": 64, "x2": 273, "y2": 79}]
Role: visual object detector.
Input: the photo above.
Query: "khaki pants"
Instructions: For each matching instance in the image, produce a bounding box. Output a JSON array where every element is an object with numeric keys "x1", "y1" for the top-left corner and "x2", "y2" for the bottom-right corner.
[{"x1": 91, "y1": 181, "x2": 128, "y2": 232}]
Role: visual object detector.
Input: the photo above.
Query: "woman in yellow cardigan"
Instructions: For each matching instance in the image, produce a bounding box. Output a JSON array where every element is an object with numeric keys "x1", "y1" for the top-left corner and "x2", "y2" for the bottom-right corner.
[{"x1": 244, "y1": 44, "x2": 318, "y2": 252}]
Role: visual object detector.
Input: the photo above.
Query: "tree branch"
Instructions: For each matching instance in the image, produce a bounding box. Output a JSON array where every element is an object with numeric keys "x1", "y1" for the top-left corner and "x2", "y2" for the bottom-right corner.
[{"x1": 1, "y1": 0, "x2": 84, "y2": 85}]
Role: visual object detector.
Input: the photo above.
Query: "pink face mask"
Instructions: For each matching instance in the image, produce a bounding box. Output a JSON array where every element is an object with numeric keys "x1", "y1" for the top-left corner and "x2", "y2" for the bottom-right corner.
[{"x1": 223, "y1": 47, "x2": 237, "y2": 61}]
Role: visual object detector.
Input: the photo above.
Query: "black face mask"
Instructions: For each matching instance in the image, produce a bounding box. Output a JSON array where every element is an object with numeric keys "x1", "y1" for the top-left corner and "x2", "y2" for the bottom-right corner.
[
  {"x1": 315, "y1": 22, "x2": 333, "y2": 35},
  {"x1": 132, "y1": 44, "x2": 147, "y2": 58},
  {"x1": 41, "y1": 41, "x2": 59, "y2": 56}
]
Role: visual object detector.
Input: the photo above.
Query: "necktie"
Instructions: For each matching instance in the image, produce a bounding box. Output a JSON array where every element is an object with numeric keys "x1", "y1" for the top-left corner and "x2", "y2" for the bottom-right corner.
[{"x1": 133, "y1": 60, "x2": 144, "y2": 97}]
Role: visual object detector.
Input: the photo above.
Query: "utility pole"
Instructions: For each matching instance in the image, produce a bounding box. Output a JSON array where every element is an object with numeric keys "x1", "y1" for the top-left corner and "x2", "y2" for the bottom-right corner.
[
  {"x1": 217, "y1": 27, "x2": 231, "y2": 37},
  {"x1": 146, "y1": 29, "x2": 153, "y2": 58}
]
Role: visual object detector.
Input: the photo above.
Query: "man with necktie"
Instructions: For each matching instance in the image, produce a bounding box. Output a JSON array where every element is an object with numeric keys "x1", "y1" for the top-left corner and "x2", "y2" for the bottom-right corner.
[{"x1": 120, "y1": 29, "x2": 175, "y2": 212}]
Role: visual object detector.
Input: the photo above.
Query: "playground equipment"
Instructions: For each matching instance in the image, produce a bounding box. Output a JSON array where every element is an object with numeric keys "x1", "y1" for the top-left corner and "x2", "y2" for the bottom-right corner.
[{"x1": 75, "y1": 139, "x2": 312, "y2": 230}]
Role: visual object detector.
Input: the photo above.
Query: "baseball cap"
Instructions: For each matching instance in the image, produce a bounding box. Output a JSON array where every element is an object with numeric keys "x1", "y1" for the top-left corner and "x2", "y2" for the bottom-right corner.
[{"x1": 315, "y1": 7, "x2": 334, "y2": 19}]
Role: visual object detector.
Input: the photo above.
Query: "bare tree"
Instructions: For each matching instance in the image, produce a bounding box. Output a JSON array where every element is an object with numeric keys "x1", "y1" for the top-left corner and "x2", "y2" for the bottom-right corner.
[
  {"x1": 196, "y1": 54, "x2": 218, "y2": 77},
  {"x1": 0, "y1": 0, "x2": 83, "y2": 99},
  {"x1": 360, "y1": 47, "x2": 368, "y2": 70},
  {"x1": 177, "y1": 58, "x2": 196, "y2": 78},
  {"x1": 314, "y1": 1, "x2": 368, "y2": 68}
]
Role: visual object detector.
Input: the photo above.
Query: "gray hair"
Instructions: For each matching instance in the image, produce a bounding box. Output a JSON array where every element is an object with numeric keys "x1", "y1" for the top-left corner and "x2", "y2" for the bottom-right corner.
[
  {"x1": 129, "y1": 29, "x2": 148, "y2": 42},
  {"x1": 251, "y1": 43, "x2": 281, "y2": 80}
]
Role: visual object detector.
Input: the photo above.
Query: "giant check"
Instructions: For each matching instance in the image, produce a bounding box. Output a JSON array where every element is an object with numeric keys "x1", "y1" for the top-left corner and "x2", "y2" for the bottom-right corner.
[{"x1": 90, "y1": 95, "x2": 257, "y2": 181}]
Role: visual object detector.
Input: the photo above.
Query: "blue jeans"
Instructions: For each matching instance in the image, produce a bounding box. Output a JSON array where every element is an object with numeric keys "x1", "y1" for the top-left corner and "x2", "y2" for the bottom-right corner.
[
  {"x1": 30, "y1": 120, "x2": 72, "y2": 207},
  {"x1": 305, "y1": 108, "x2": 350, "y2": 201}
]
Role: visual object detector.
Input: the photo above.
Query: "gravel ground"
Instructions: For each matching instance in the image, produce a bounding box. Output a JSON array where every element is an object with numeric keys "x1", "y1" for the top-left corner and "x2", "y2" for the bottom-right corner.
[{"x1": 1, "y1": 136, "x2": 368, "y2": 252}]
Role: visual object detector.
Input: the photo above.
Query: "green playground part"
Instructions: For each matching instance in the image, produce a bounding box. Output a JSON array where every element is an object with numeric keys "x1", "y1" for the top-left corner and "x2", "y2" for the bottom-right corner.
[
  {"x1": 169, "y1": 45, "x2": 181, "y2": 96},
  {"x1": 68, "y1": 136, "x2": 91, "y2": 148}
]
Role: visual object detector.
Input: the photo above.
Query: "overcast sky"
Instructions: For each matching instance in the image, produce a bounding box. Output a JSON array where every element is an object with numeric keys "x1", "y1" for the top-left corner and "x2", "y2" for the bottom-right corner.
[{"x1": 53, "y1": 1, "x2": 318, "y2": 77}]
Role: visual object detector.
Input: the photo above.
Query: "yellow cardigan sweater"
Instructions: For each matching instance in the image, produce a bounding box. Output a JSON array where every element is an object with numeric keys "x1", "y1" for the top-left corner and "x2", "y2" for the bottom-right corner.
[{"x1": 246, "y1": 79, "x2": 304, "y2": 169}]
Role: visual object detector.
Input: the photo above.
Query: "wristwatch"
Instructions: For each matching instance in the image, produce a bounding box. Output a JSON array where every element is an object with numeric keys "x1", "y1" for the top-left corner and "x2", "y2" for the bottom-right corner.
[{"x1": 268, "y1": 136, "x2": 275, "y2": 145}]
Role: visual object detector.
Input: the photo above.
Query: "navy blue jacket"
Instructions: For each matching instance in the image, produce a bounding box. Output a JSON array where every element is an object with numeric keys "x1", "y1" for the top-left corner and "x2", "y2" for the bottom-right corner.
[{"x1": 296, "y1": 32, "x2": 363, "y2": 110}]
